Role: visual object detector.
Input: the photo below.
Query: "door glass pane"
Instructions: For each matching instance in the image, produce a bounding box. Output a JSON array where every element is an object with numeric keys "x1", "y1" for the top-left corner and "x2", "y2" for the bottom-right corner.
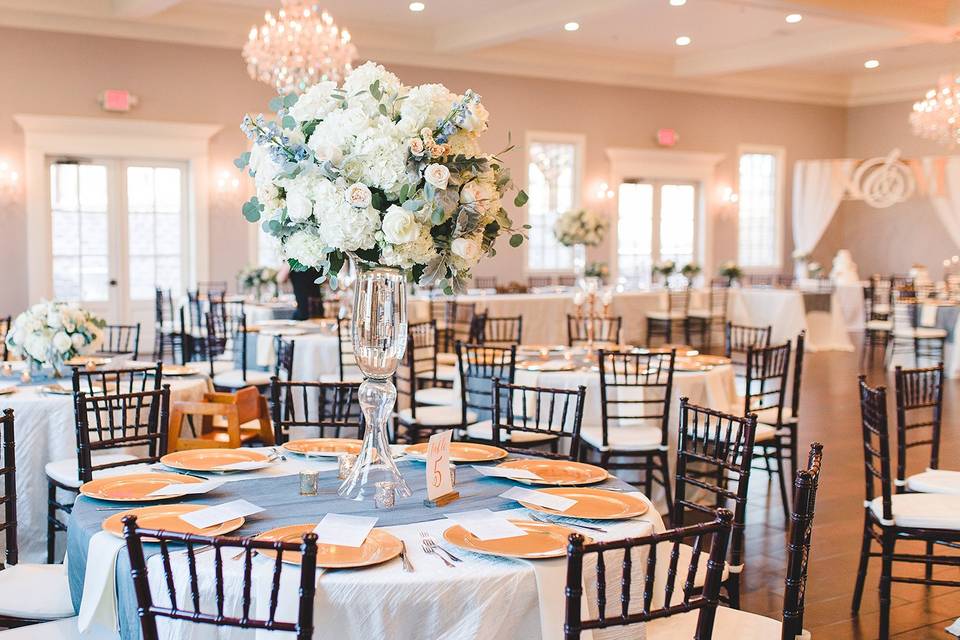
[
  {"x1": 50, "y1": 163, "x2": 109, "y2": 301},
  {"x1": 127, "y1": 165, "x2": 183, "y2": 301},
  {"x1": 659, "y1": 183, "x2": 695, "y2": 269},
  {"x1": 617, "y1": 183, "x2": 654, "y2": 288},
  {"x1": 527, "y1": 141, "x2": 576, "y2": 271},
  {"x1": 738, "y1": 153, "x2": 778, "y2": 267}
]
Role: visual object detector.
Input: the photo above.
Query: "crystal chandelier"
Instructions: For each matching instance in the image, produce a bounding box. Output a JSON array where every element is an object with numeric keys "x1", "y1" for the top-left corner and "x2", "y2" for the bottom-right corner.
[
  {"x1": 242, "y1": 1, "x2": 357, "y2": 94},
  {"x1": 910, "y1": 74, "x2": 960, "y2": 147}
]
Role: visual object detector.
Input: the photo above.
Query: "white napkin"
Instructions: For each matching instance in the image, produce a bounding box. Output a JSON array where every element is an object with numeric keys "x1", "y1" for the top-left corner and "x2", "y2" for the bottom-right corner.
[
  {"x1": 946, "y1": 617, "x2": 960, "y2": 637},
  {"x1": 78, "y1": 530, "x2": 126, "y2": 633},
  {"x1": 500, "y1": 487, "x2": 576, "y2": 512},
  {"x1": 312, "y1": 514, "x2": 377, "y2": 547},
  {"x1": 255, "y1": 333, "x2": 275, "y2": 368},
  {"x1": 921, "y1": 304, "x2": 938, "y2": 327},
  {"x1": 445, "y1": 509, "x2": 527, "y2": 540},
  {"x1": 179, "y1": 499, "x2": 264, "y2": 529},
  {"x1": 473, "y1": 465, "x2": 543, "y2": 481},
  {"x1": 147, "y1": 479, "x2": 226, "y2": 497}
]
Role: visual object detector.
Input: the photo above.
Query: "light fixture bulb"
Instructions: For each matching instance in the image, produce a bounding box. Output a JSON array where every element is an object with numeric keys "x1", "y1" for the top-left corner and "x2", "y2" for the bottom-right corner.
[
  {"x1": 785, "y1": 14, "x2": 802, "y2": 23},
  {"x1": 864, "y1": 59, "x2": 880, "y2": 69},
  {"x1": 564, "y1": 21, "x2": 580, "y2": 31},
  {"x1": 675, "y1": 35, "x2": 691, "y2": 46},
  {"x1": 408, "y1": 2, "x2": 425, "y2": 12}
]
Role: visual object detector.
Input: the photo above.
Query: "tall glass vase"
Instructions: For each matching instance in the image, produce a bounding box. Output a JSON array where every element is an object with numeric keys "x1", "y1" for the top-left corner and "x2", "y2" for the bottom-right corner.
[
  {"x1": 573, "y1": 243, "x2": 587, "y2": 288},
  {"x1": 338, "y1": 260, "x2": 412, "y2": 501}
]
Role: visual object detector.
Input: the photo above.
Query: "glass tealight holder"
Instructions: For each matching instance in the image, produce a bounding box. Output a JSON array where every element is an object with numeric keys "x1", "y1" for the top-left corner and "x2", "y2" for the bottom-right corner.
[
  {"x1": 338, "y1": 453, "x2": 357, "y2": 480},
  {"x1": 1, "y1": 363, "x2": 12, "y2": 377},
  {"x1": 374, "y1": 481, "x2": 396, "y2": 509},
  {"x1": 299, "y1": 470, "x2": 319, "y2": 496},
  {"x1": 450, "y1": 464, "x2": 457, "y2": 488}
]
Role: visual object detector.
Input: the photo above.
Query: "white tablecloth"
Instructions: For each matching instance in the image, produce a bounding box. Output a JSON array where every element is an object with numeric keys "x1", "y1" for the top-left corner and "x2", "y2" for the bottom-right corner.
[
  {"x1": 727, "y1": 288, "x2": 854, "y2": 352},
  {"x1": 1, "y1": 374, "x2": 211, "y2": 562}
]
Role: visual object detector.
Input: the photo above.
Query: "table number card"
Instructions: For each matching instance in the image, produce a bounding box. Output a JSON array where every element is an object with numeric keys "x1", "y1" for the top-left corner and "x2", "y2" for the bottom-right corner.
[{"x1": 426, "y1": 429, "x2": 454, "y2": 501}]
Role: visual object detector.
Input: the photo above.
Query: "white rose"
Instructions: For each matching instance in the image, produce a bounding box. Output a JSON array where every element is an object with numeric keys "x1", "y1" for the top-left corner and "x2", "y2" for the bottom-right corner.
[
  {"x1": 460, "y1": 101, "x2": 489, "y2": 133},
  {"x1": 451, "y1": 237, "x2": 482, "y2": 264},
  {"x1": 409, "y1": 138, "x2": 425, "y2": 158},
  {"x1": 71, "y1": 333, "x2": 86, "y2": 350},
  {"x1": 52, "y1": 331, "x2": 72, "y2": 354},
  {"x1": 345, "y1": 183, "x2": 372, "y2": 209},
  {"x1": 46, "y1": 309, "x2": 63, "y2": 330},
  {"x1": 460, "y1": 180, "x2": 497, "y2": 209},
  {"x1": 423, "y1": 164, "x2": 450, "y2": 190},
  {"x1": 382, "y1": 205, "x2": 420, "y2": 245},
  {"x1": 285, "y1": 190, "x2": 314, "y2": 222}
]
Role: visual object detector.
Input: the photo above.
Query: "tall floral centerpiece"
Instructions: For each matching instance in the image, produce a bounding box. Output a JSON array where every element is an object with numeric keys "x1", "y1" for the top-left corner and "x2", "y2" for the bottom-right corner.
[
  {"x1": 238, "y1": 265, "x2": 279, "y2": 301},
  {"x1": 554, "y1": 208, "x2": 606, "y2": 286},
  {"x1": 5, "y1": 302, "x2": 104, "y2": 377},
  {"x1": 237, "y1": 61, "x2": 529, "y2": 501}
]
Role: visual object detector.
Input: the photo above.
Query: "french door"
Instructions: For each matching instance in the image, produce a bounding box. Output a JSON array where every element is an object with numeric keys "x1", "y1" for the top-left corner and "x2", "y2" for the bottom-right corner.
[
  {"x1": 49, "y1": 158, "x2": 189, "y2": 347},
  {"x1": 615, "y1": 180, "x2": 698, "y2": 288}
]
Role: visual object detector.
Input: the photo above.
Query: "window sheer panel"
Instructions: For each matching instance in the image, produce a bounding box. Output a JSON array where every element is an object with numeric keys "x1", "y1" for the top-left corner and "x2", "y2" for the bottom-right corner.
[
  {"x1": 738, "y1": 151, "x2": 782, "y2": 268},
  {"x1": 527, "y1": 139, "x2": 578, "y2": 271},
  {"x1": 659, "y1": 183, "x2": 695, "y2": 266},
  {"x1": 127, "y1": 165, "x2": 184, "y2": 300},
  {"x1": 50, "y1": 163, "x2": 110, "y2": 301},
  {"x1": 617, "y1": 182, "x2": 654, "y2": 288}
]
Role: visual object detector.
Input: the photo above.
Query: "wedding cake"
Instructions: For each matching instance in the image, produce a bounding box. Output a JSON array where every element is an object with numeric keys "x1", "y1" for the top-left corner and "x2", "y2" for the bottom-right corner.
[{"x1": 830, "y1": 249, "x2": 860, "y2": 285}]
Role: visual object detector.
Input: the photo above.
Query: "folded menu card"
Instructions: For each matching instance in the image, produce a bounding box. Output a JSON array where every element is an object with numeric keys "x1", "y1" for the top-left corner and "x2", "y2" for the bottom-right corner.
[
  {"x1": 147, "y1": 479, "x2": 226, "y2": 497},
  {"x1": 312, "y1": 514, "x2": 377, "y2": 547},
  {"x1": 499, "y1": 487, "x2": 576, "y2": 512},
  {"x1": 446, "y1": 509, "x2": 526, "y2": 541},
  {"x1": 179, "y1": 499, "x2": 264, "y2": 529},
  {"x1": 472, "y1": 465, "x2": 544, "y2": 481}
]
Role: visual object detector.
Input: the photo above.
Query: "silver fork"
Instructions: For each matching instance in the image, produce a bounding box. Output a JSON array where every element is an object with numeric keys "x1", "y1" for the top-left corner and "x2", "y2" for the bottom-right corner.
[
  {"x1": 419, "y1": 531, "x2": 461, "y2": 564},
  {"x1": 529, "y1": 512, "x2": 610, "y2": 533}
]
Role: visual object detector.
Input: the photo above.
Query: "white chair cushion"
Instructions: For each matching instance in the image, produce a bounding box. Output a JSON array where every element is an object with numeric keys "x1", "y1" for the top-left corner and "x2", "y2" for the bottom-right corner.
[
  {"x1": 45, "y1": 453, "x2": 142, "y2": 489},
  {"x1": 0, "y1": 563, "x2": 75, "y2": 620},
  {"x1": 754, "y1": 423, "x2": 778, "y2": 442},
  {"x1": 674, "y1": 542, "x2": 732, "y2": 588},
  {"x1": 436, "y1": 353, "x2": 458, "y2": 367},
  {"x1": 905, "y1": 470, "x2": 960, "y2": 496},
  {"x1": 893, "y1": 326, "x2": 947, "y2": 339},
  {"x1": 870, "y1": 493, "x2": 960, "y2": 529},
  {"x1": 415, "y1": 387, "x2": 459, "y2": 406},
  {"x1": 580, "y1": 424, "x2": 662, "y2": 452},
  {"x1": 645, "y1": 605, "x2": 800, "y2": 639},
  {"x1": 0, "y1": 616, "x2": 118, "y2": 639},
  {"x1": 397, "y1": 406, "x2": 476, "y2": 427},
  {"x1": 865, "y1": 319, "x2": 893, "y2": 331},
  {"x1": 465, "y1": 420, "x2": 557, "y2": 444},
  {"x1": 186, "y1": 360, "x2": 234, "y2": 376},
  {"x1": 435, "y1": 365, "x2": 458, "y2": 382},
  {"x1": 686, "y1": 308, "x2": 721, "y2": 319},
  {"x1": 646, "y1": 310, "x2": 685, "y2": 320},
  {"x1": 729, "y1": 400, "x2": 796, "y2": 426},
  {"x1": 873, "y1": 303, "x2": 890, "y2": 315},
  {"x1": 212, "y1": 369, "x2": 273, "y2": 388}
]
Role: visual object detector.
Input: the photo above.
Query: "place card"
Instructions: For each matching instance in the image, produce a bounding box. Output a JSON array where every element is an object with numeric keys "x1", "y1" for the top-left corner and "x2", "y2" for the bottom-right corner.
[
  {"x1": 500, "y1": 486, "x2": 576, "y2": 512},
  {"x1": 446, "y1": 509, "x2": 526, "y2": 541},
  {"x1": 426, "y1": 429, "x2": 454, "y2": 501},
  {"x1": 312, "y1": 514, "x2": 377, "y2": 548},
  {"x1": 473, "y1": 465, "x2": 544, "y2": 481},
  {"x1": 946, "y1": 617, "x2": 960, "y2": 637},
  {"x1": 211, "y1": 460, "x2": 272, "y2": 472},
  {"x1": 147, "y1": 479, "x2": 226, "y2": 498},
  {"x1": 179, "y1": 499, "x2": 264, "y2": 529}
]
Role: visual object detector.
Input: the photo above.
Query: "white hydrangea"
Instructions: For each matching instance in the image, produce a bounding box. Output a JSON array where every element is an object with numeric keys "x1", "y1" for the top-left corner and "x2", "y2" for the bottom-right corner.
[
  {"x1": 397, "y1": 83, "x2": 456, "y2": 135},
  {"x1": 350, "y1": 122, "x2": 409, "y2": 193},
  {"x1": 283, "y1": 230, "x2": 327, "y2": 268},
  {"x1": 306, "y1": 106, "x2": 368, "y2": 162},
  {"x1": 554, "y1": 209, "x2": 607, "y2": 247},
  {"x1": 380, "y1": 225, "x2": 437, "y2": 269},
  {"x1": 249, "y1": 143, "x2": 282, "y2": 187},
  {"x1": 342, "y1": 61, "x2": 402, "y2": 118},
  {"x1": 289, "y1": 81, "x2": 339, "y2": 122},
  {"x1": 316, "y1": 201, "x2": 380, "y2": 253}
]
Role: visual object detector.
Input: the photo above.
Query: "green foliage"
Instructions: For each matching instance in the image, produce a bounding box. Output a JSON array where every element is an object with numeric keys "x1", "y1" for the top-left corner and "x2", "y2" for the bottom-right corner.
[
  {"x1": 509, "y1": 234, "x2": 524, "y2": 248},
  {"x1": 268, "y1": 96, "x2": 284, "y2": 112},
  {"x1": 234, "y1": 151, "x2": 251, "y2": 169},
  {"x1": 283, "y1": 93, "x2": 298, "y2": 108},
  {"x1": 242, "y1": 197, "x2": 264, "y2": 222},
  {"x1": 513, "y1": 190, "x2": 529, "y2": 207}
]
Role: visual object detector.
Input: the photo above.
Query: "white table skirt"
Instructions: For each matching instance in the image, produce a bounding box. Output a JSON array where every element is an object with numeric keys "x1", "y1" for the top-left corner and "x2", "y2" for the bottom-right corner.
[
  {"x1": 2, "y1": 375, "x2": 212, "y2": 562},
  {"x1": 727, "y1": 288, "x2": 854, "y2": 352}
]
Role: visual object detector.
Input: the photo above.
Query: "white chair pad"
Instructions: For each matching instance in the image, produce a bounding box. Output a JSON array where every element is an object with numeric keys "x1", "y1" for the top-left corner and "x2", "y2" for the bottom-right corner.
[
  {"x1": 397, "y1": 406, "x2": 475, "y2": 427},
  {"x1": 186, "y1": 360, "x2": 234, "y2": 375},
  {"x1": 674, "y1": 542, "x2": 732, "y2": 589},
  {"x1": 436, "y1": 353, "x2": 458, "y2": 367},
  {"x1": 905, "y1": 470, "x2": 960, "y2": 496},
  {"x1": 646, "y1": 605, "x2": 792, "y2": 639},
  {"x1": 45, "y1": 453, "x2": 142, "y2": 488},
  {"x1": 728, "y1": 401, "x2": 795, "y2": 426},
  {"x1": 580, "y1": 424, "x2": 662, "y2": 452},
  {"x1": 465, "y1": 420, "x2": 557, "y2": 444},
  {"x1": 754, "y1": 422, "x2": 779, "y2": 442},
  {"x1": 435, "y1": 365, "x2": 458, "y2": 382},
  {"x1": 893, "y1": 327, "x2": 947, "y2": 339},
  {"x1": 873, "y1": 303, "x2": 890, "y2": 315},
  {"x1": 213, "y1": 369, "x2": 273, "y2": 388},
  {"x1": 415, "y1": 387, "x2": 459, "y2": 406},
  {"x1": 0, "y1": 616, "x2": 118, "y2": 639},
  {"x1": 0, "y1": 563, "x2": 75, "y2": 620},
  {"x1": 870, "y1": 493, "x2": 960, "y2": 529},
  {"x1": 865, "y1": 319, "x2": 893, "y2": 331},
  {"x1": 646, "y1": 310, "x2": 685, "y2": 320}
]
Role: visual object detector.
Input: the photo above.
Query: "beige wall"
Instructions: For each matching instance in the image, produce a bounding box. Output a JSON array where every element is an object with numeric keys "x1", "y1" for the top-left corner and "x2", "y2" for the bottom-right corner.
[{"x1": 0, "y1": 26, "x2": 848, "y2": 317}]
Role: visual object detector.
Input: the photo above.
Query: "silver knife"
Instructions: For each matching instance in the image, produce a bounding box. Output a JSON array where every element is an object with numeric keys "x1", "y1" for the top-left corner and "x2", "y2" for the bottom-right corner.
[{"x1": 399, "y1": 540, "x2": 415, "y2": 572}]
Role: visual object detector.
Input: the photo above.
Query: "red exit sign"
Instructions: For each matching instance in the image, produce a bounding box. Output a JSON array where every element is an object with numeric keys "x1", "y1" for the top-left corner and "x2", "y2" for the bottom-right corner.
[
  {"x1": 656, "y1": 128, "x2": 679, "y2": 147},
  {"x1": 99, "y1": 89, "x2": 138, "y2": 112}
]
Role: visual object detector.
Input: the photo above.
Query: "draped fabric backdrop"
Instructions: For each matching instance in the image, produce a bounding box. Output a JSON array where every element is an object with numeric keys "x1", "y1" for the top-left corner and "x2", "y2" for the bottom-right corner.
[
  {"x1": 791, "y1": 159, "x2": 856, "y2": 256},
  {"x1": 926, "y1": 156, "x2": 960, "y2": 249}
]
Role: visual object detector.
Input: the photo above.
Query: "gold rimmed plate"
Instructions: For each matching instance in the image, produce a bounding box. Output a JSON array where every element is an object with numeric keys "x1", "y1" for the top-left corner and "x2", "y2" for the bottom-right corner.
[
  {"x1": 405, "y1": 442, "x2": 507, "y2": 463},
  {"x1": 101, "y1": 504, "x2": 245, "y2": 538},
  {"x1": 160, "y1": 448, "x2": 272, "y2": 472},
  {"x1": 443, "y1": 520, "x2": 585, "y2": 559},
  {"x1": 516, "y1": 487, "x2": 649, "y2": 520},
  {"x1": 498, "y1": 459, "x2": 608, "y2": 486},
  {"x1": 283, "y1": 438, "x2": 363, "y2": 457},
  {"x1": 80, "y1": 472, "x2": 205, "y2": 502},
  {"x1": 255, "y1": 525, "x2": 403, "y2": 568}
]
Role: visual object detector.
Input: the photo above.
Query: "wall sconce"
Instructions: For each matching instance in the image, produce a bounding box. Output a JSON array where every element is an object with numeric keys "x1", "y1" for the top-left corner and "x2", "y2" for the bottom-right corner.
[
  {"x1": 719, "y1": 186, "x2": 739, "y2": 204},
  {"x1": 0, "y1": 159, "x2": 21, "y2": 205},
  {"x1": 212, "y1": 168, "x2": 242, "y2": 209},
  {"x1": 215, "y1": 169, "x2": 240, "y2": 193},
  {"x1": 716, "y1": 185, "x2": 738, "y2": 221},
  {"x1": 594, "y1": 181, "x2": 615, "y2": 200}
]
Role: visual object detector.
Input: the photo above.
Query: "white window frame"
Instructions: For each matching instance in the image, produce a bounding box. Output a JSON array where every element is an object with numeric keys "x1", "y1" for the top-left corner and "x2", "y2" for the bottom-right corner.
[
  {"x1": 524, "y1": 131, "x2": 585, "y2": 274},
  {"x1": 736, "y1": 144, "x2": 785, "y2": 272}
]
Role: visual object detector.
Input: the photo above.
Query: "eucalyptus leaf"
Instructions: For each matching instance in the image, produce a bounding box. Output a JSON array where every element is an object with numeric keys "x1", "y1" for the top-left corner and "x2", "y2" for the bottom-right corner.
[
  {"x1": 268, "y1": 96, "x2": 284, "y2": 112},
  {"x1": 283, "y1": 93, "x2": 299, "y2": 107},
  {"x1": 378, "y1": 103, "x2": 389, "y2": 117},
  {"x1": 514, "y1": 190, "x2": 529, "y2": 207},
  {"x1": 509, "y1": 234, "x2": 524, "y2": 248},
  {"x1": 281, "y1": 115, "x2": 296, "y2": 130}
]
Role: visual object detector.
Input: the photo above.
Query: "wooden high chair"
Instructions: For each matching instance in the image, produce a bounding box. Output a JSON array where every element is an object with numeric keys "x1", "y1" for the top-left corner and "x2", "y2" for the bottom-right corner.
[{"x1": 167, "y1": 386, "x2": 275, "y2": 452}]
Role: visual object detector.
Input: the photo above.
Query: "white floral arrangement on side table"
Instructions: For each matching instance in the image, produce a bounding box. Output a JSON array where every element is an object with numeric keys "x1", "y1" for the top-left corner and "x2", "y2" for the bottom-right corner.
[
  {"x1": 5, "y1": 301, "x2": 105, "y2": 373},
  {"x1": 239, "y1": 265, "x2": 279, "y2": 289},
  {"x1": 554, "y1": 209, "x2": 606, "y2": 247},
  {"x1": 236, "y1": 61, "x2": 529, "y2": 294}
]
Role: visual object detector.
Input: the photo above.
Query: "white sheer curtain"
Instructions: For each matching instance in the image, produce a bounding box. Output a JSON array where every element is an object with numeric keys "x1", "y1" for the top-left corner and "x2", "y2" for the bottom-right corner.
[
  {"x1": 926, "y1": 156, "x2": 960, "y2": 248},
  {"x1": 791, "y1": 159, "x2": 855, "y2": 255}
]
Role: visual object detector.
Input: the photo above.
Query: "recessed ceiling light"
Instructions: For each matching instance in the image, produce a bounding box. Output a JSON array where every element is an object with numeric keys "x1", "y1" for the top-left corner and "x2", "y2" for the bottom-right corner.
[
  {"x1": 675, "y1": 35, "x2": 691, "y2": 46},
  {"x1": 564, "y1": 21, "x2": 580, "y2": 31},
  {"x1": 669, "y1": 0, "x2": 687, "y2": 6},
  {"x1": 408, "y1": 2, "x2": 425, "y2": 12},
  {"x1": 864, "y1": 59, "x2": 880, "y2": 69},
  {"x1": 785, "y1": 13, "x2": 802, "y2": 23}
]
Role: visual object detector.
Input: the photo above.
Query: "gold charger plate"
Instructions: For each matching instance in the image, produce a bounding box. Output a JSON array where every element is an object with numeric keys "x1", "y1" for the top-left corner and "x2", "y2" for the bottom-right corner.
[
  {"x1": 160, "y1": 448, "x2": 271, "y2": 472},
  {"x1": 498, "y1": 459, "x2": 608, "y2": 486},
  {"x1": 80, "y1": 472, "x2": 204, "y2": 502},
  {"x1": 64, "y1": 356, "x2": 111, "y2": 367},
  {"x1": 516, "y1": 360, "x2": 576, "y2": 372},
  {"x1": 283, "y1": 438, "x2": 363, "y2": 457},
  {"x1": 150, "y1": 364, "x2": 195, "y2": 376},
  {"x1": 256, "y1": 525, "x2": 403, "y2": 568},
  {"x1": 405, "y1": 442, "x2": 507, "y2": 463},
  {"x1": 443, "y1": 520, "x2": 584, "y2": 559},
  {"x1": 516, "y1": 487, "x2": 649, "y2": 520},
  {"x1": 101, "y1": 503, "x2": 245, "y2": 538},
  {"x1": 694, "y1": 355, "x2": 731, "y2": 366}
]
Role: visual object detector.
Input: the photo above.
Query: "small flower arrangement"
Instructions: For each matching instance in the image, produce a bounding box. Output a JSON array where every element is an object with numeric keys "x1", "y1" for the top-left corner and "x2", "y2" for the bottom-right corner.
[
  {"x1": 791, "y1": 250, "x2": 810, "y2": 261},
  {"x1": 554, "y1": 209, "x2": 607, "y2": 247},
  {"x1": 5, "y1": 301, "x2": 105, "y2": 372},
  {"x1": 681, "y1": 262, "x2": 702, "y2": 279},
  {"x1": 237, "y1": 61, "x2": 529, "y2": 295},
  {"x1": 652, "y1": 260, "x2": 677, "y2": 278},
  {"x1": 584, "y1": 261, "x2": 610, "y2": 281},
  {"x1": 719, "y1": 261, "x2": 743, "y2": 283},
  {"x1": 239, "y1": 265, "x2": 278, "y2": 290},
  {"x1": 807, "y1": 261, "x2": 823, "y2": 277}
]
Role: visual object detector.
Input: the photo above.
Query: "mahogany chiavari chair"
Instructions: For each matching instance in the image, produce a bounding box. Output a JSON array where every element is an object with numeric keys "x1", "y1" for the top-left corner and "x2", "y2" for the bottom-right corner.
[
  {"x1": 122, "y1": 515, "x2": 319, "y2": 640},
  {"x1": 153, "y1": 287, "x2": 182, "y2": 362},
  {"x1": 861, "y1": 282, "x2": 893, "y2": 366},
  {"x1": 580, "y1": 349, "x2": 676, "y2": 517},
  {"x1": 775, "y1": 274, "x2": 795, "y2": 289},
  {"x1": 673, "y1": 398, "x2": 759, "y2": 609},
  {"x1": 527, "y1": 274, "x2": 553, "y2": 289},
  {"x1": 723, "y1": 322, "x2": 772, "y2": 376},
  {"x1": 274, "y1": 335, "x2": 296, "y2": 381},
  {"x1": 269, "y1": 378, "x2": 362, "y2": 445},
  {"x1": 204, "y1": 312, "x2": 270, "y2": 391},
  {"x1": 197, "y1": 280, "x2": 228, "y2": 296},
  {"x1": 893, "y1": 363, "x2": 956, "y2": 495},
  {"x1": 181, "y1": 288, "x2": 216, "y2": 361},
  {"x1": 557, "y1": 274, "x2": 577, "y2": 287},
  {"x1": 566, "y1": 314, "x2": 623, "y2": 347},
  {"x1": 395, "y1": 323, "x2": 465, "y2": 443},
  {"x1": 0, "y1": 315, "x2": 10, "y2": 361},
  {"x1": 474, "y1": 275, "x2": 497, "y2": 289},
  {"x1": 458, "y1": 342, "x2": 516, "y2": 442},
  {"x1": 685, "y1": 285, "x2": 728, "y2": 352},
  {"x1": 887, "y1": 288, "x2": 946, "y2": 368},
  {"x1": 487, "y1": 379, "x2": 586, "y2": 458},
  {"x1": 0, "y1": 409, "x2": 78, "y2": 629},
  {"x1": 646, "y1": 287, "x2": 690, "y2": 345},
  {"x1": 564, "y1": 510, "x2": 734, "y2": 640},
  {"x1": 327, "y1": 317, "x2": 361, "y2": 382},
  {"x1": 101, "y1": 322, "x2": 141, "y2": 359},
  {"x1": 468, "y1": 314, "x2": 523, "y2": 347},
  {"x1": 404, "y1": 320, "x2": 455, "y2": 407},
  {"x1": 746, "y1": 274, "x2": 773, "y2": 288},
  {"x1": 851, "y1": 376, "x2": 960, "y2": 639}
]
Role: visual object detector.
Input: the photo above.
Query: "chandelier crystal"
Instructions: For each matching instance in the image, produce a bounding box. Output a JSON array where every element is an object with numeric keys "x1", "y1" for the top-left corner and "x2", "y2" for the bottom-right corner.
[
  {"x1": 242, "y1": 1, "x2": 357, "y2": 94},
  {"x1": 910, "y1": 74, "x2": 960, "y2": 148}
]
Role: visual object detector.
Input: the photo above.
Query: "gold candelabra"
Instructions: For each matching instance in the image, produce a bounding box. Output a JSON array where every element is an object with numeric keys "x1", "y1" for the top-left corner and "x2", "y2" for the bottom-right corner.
[{"x1": 573, "y1": 286, "x2": 613, "y2": 348}]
